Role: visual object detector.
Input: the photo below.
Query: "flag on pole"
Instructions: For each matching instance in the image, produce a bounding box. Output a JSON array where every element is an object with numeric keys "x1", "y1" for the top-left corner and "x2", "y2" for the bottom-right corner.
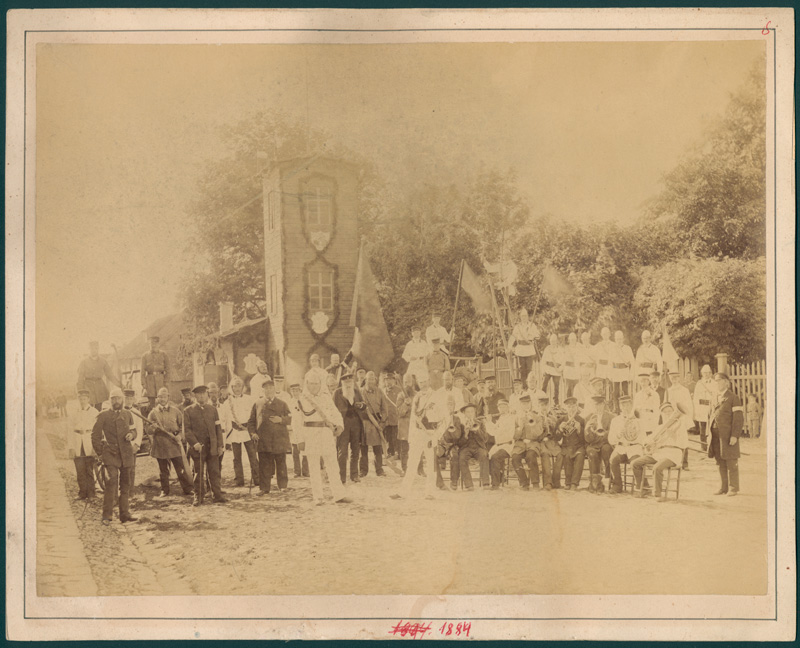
[
  {"x1": 460, "y1": 260, "x2": 493, "y2": 314},
  {"x1": 541, "y1": 264, "x2": 576, "y2": 296},
  {"x1": 349, "y1": 243, "x2": 395, "y2": 371}
]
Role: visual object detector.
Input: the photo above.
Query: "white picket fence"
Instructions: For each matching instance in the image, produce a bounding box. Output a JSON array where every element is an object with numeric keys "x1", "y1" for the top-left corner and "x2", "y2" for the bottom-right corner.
[{"x1": 728, "y1": 359, "x2": 766, "y2": 438}]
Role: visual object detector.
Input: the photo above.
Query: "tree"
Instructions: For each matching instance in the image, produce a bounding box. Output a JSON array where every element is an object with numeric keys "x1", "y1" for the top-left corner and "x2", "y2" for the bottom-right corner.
[
  {"x1": 633, "y1": 257, "x2": 766, "y2": 363},
  {"x1": 645, "y1": 57, "x2": 766, "y2": 260}
]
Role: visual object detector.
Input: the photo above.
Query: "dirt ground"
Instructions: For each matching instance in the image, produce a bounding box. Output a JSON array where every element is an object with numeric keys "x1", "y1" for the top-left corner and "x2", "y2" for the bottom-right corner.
[{"x1": 40, "y1": 415, "x2": 768, "y2": 596}]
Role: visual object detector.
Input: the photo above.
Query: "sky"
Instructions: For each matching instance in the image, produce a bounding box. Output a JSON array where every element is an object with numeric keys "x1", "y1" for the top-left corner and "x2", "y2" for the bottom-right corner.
[{"x1": 34, "y1": 40, "x2": 764, "y2": 382}]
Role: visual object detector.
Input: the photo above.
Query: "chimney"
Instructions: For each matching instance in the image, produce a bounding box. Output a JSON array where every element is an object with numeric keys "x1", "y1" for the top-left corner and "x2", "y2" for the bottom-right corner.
[{"x1": 219, "y1": 302, "x2": 234, "y2": 333}]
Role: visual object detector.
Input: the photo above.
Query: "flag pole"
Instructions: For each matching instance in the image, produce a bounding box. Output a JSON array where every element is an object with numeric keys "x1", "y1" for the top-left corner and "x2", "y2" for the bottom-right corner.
[{"x1": 448, "y1": 260, "x2": 465, "y2": 354}]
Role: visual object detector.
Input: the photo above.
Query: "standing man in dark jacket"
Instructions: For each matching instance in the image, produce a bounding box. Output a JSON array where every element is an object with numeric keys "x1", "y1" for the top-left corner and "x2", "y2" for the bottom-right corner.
[
  {"x1": 183, "y1": 385, "x2": 226, "y2": 505},
  {"x1": 141, "y1": 335, "x2": 170, "y2": 408},
  {"x1": 247, "y1": 380, "x2": 292, "y2": 494},
  {"x1": 78, "y1": 340, "x2": 122, "y2": 411},
  {"x1": 91, "y1": 388, "x2": 138, "y2": 525},
  {"x1": 333, "y1": 372, "x2": 365, "y2": 483},
  {"x1": 147, "y1": 387, "x2": 194, "y2": 498},
  {"x1": 709, "y1": 372, "x2": 743, "y2": 496}
]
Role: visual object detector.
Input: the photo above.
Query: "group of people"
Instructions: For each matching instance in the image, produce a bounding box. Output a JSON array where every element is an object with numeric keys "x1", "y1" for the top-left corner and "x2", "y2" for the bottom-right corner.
[{"x1": 69, "y1": 318, "x2": 747, "y2": 525}]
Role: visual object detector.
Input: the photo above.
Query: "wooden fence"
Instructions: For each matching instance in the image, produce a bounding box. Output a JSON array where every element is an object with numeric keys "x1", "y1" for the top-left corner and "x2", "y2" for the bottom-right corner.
[{"x1": 728, "y1": 360, "x2": 766, "y2": 437}]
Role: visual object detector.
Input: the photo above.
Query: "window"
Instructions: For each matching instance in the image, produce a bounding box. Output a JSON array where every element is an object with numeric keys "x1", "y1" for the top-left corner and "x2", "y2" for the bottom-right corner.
[
  {"x1": 308, "y1": 270, "x2": 334, "y2": 311},
  {"x1": 269, "y1": 275, "x2": 278, "y2": 314},
  {"x1": 305, "y1": 187, "x2": 331, "y2": 227}
]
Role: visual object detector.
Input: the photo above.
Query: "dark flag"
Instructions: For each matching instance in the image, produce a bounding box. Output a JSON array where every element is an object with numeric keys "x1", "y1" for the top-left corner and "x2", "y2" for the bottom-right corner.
[
  {"x1": 460, "y1": 260, "x2": 493, "y2": 314},
  {"x1": 349, "y1": 243, "x2": 395, "y2": 371}
]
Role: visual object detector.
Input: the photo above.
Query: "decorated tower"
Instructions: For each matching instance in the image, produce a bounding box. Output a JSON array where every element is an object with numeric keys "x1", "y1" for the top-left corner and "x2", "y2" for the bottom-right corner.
[{"x1": 263, "y1": 157, "x2": 360, "y2": 384}]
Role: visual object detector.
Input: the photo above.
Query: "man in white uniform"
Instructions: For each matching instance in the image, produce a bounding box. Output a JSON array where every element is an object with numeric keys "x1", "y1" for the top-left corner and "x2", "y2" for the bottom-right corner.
[
  {"x1": 67, "y1": 388, "x2": 99, "y2": 500},
  {"x1": 425, "y1": 313, "x2": 452, "y2": 348},
  {"x1": 632, "y1": 372, "x2": 661, "y2": 435},
  {"x1": 692, "y1": 364, "x2": 718, "y2": 452},
  {"x1": 220, "y1": 376, "x2": 259, "y2": 487},
  {"x1": 634, "y1": 330, "x2": 663, "y2": 377},
  {"x1": 249, "y1": 360, "x2": 272, "y2": 396},
  {"x1": 297, "y1": 374, "x2": 352, "y2": 505},
  {"x1": 666, "y1": 369, "x2": 694, "y2": 469},
  {"x1": 488, "y1": 399, "x2": 517, "y2": 489},
  {"x1": 609, "y1": 330, "x2": 635, "y2": 411},
  {"x1": 507, "y1": 307, "x2": 540, "y2": 382},
  {"x1": 402, "y1": 326, "x2": 431, "y2": 385},
  {"x1": 562, "y1": 332, "x2": 581, "y2": 398}
]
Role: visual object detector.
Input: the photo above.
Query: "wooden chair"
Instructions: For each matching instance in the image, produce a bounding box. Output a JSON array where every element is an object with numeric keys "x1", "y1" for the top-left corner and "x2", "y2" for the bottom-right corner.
[{"x1": 623, "y1": 462, "x2": 681, "y2": 500}]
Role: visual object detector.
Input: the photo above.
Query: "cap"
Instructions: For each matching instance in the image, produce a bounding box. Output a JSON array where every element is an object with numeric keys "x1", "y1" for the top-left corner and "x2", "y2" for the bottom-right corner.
[
  {"x1": 109, "y1": 388, "x2": 124, "y2": 399},
  {"x1": 261, "y1": 379, "x2": 274, "y2": 386},
  {"x1": 476, "y1": 379, "x2": 485, "y2": 385},
  {"x1": 149, "y1": 335, "x2": 160, "y2": 342},
  {"x1": 660, "y1": 401, "x2": 675, "y2": 412},
  {"x1": 289, "y1": 383, "x2": 301, "y2": 390},
  {"x1": 536, "y1": 390, "x2": 550, "y2": 402},
  {"x1": 668, "y1": 369, "x2": 680, "y2": 376},
  {"x1": 498, "y1": 398, "x2": 509, "y2": 406},
  {"x1": 341, "y1": 372, "x2": 354, "y2": 381},
  {"x1": 122, "y1": 389, "x2": 136, "y2": 397},
  {"x1": 274, "y1": 374, "x2": 284, "y2": 380},
  {"x1": 563, "y1": 396, "x2": 578, "y2": 405},
  {"x1": 591, "y1": 395, "x2": 606, "y2": 403},
  {"x1": 590, "y1": 377, "x2": 605, "y2": 386},
  {"x1": 650, "y1": 370, "x2": 661, "y2": 377},
  {"x1": 637, "y1": 371, "x2": 651, "y2": 378},
  {"x1": 77, "y1": 388, "x2": 91, "y2": 397},
  {"x1": 518, "y1": 394, "x2": 531, "y2": 403},
  {"x1": 192, "y1": 385, "x2": 208, "y2": 394},
  {"x1": 618, "y1": 395, "x2": 632, "y2": 404},
  {"x1": 484, "y1": 375, "x2": 496, "y2": 381},
  {"x1": 460, "y1": 402, "x2": 477, "y2": 412},
  {"x1": 431, "y1": 337, "x2": 441, "y2": 343},
  {"x1": 181, "y1": 387, "x2": 192, "y2": 395},
  {"x1": 714, "y1": 372, "x2": 729, "y2": 381},
  {"x1": 512, "y1": 378, "x2": 523, "y2": 385}
]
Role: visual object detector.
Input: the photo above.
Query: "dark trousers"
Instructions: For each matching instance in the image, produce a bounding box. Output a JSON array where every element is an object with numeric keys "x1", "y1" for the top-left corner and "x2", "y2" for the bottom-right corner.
[
  {"x1": 337, "y1": 426, "x2": 361, "y2": 482},
  {"x1": 517, "y1": 355, "x2": 534, "y2": 382},
  {"x1": 541, "y1": 374, "x2": 560, "y2": 404},
  {"x1": 512, "y1": 448, "x2": 551, "y2": 487},
  {"x1": 489, "y1": 449, "x2": 511, "y2": 487},
  {"x1": 157, "y1": 457, "x2": 194, "y2": 495},
  {"x1": 565, "y1": 378, "x2": 579, "y2": 397},
  {"x1": 717, "y1": 457, "x2": 740, "y2": 493},
  {"x1": 232, "y1": 440, "x2": 259, "y2": 486},
  {"x1": 587, "y1": 444, "x2": 613, "y2": 476},
  {"x1": 436, "y1": 449, "x2": 460, "y2": 489},
  {"x1": 258, "y1": 451, "x2": 288, "y2": 492},
  {"x1": 554, "y1": 450, "x2": 585, "y2": 488},
  {"x1": 610, "y1": 452, "x2": 639, "y2": 491},
  {"x1": 191, "y1": 448, "x2": 223, "y2": 502},
  {"x1": 292, "y1": 444, "x2": 309, "y2": 477},
  {"x1": 384, "y1": 425, "x2": 398, "y2": 456},
  {"x1": 612, "y1": 381, "x2": 629, "y2": 412},
  {"x1": 73, "y1": 455, "x2": 95, "y2": 498},
  {"x1": 399, "y1": 439, "x2": 410, "y2": 472},
  {"x1": 129, "y1": 455, "x2": 137, "y2": 495},
  {"x1": 360, "y1": 444, "x2": 384, "y2": 476},
  {"x1": 695, "y1": 420, "x2": 709, "y2": 451},
  {"x1": 459, "y1": 446, "x2": 489, "y2": 488},
  {"x1": 102, "y1": 465, "x2": 132, "y2": 520}
]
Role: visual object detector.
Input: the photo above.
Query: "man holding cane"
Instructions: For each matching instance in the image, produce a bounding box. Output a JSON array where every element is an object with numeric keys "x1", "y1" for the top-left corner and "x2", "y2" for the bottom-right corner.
[{"x1": 183, "y1": 385, "x2": 227, "y2": 506}]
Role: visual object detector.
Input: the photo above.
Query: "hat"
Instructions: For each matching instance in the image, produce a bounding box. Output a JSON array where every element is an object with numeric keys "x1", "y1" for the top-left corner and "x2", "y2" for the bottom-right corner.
[
  {"x1": 137, "y1": 397, "x2": 149, "y2": 405},
  {"x1": 701, "y1": 364, "x2": 713, "y2": 373},
  {"x1": 122, "y1": 389, "x2": 135, "y2": 397},
  {"x1": 518, "y1": 394, "x2": 531, "y2": 403},
  {"x1": 261, "y1": 379, "x2": 274, "y2": 387},
  {"x1": 668, "y1": 369, "x2": 680, "y2": 376},
  {"x1": 109, "y1": 388, "x2": 124, "y2": 399},
  {"x1": 192, "y1": 385, "x2": 208, "y2": 394},
  {"x1": 289, "y1": 383, "x2": 301, "y2": 390},
  {"x1": 650, "y1": 370, "x2": 661, "y2": 377},
  {"x1": 411, "y1": 325, "x2": 421, "y2": 332},
  {"x1": 591, "y1": 395, "x2": 606, "y2": 404},
  {"x1": 512, "y1": 378, "x2": 523, "y2": 385},
  {"x1": 637, "y1": 371, "x2": 651, "y2": 378},
  {"x1": 484, "y1": 375, "x2": 496, "y2": 381},
  {"x1": 714, "y1": 372, "x2": 729, "y2": 381},
  {"x1": 536, "y1": 391, "x2": 550, "y2": 402},
  {"x1": 274, "y1": 374, "x2": 284, "y2": 380},
  {"x1": 618, "y1": 395, "x2": 632, "y2": 404},
  {"x1": 563, "y1": 396, "x2": 578, "y2": 405},
  {"x1": 590, "y1": 377, "x2": 604, "y2": 386},
  {"x1": 431, "y1": 337, "x2": 441, "y2": 343},
  {"x1": 341, "y1": 372, "x2": 354, "y2": 381},
  {"x1": 460, "y1": 402, "x2": 477, "y2": 413},
  {"x1": 181, "y1": 387, "x2": 192, "y2": 395},
  {"x1": 660, "y1": 401, "x2": 675, "y2": 412},
  {"x1": 476, "y1": 379, "x2": 485, "y2": 385},
  {"x1": 497, "y1": 398, "x2": 509, "y2": 406},
  {"x1": 77, "y1": 388, "x2": 90, "y2": 397},
  {"x1": 149, "y1": 335, "x2": 160, "y2": 342}
]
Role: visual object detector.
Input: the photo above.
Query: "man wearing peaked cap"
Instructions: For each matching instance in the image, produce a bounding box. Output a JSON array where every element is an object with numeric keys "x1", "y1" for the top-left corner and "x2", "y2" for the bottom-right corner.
[
  {"x1": 183, "y1": 384, "x2": 227, "y2": 505},
  {"x1": 692, "y1": 364, "x2": 717, "y2": 452},
  {"x1": 709, "y1": 372, "x2": 743, "y2": 496},
  {"x1": 68, "y1": 388, "x2": 99, "y2": 500},
  {"x1": 141, "y1": 335, "x2": 170, "y2": 409}
]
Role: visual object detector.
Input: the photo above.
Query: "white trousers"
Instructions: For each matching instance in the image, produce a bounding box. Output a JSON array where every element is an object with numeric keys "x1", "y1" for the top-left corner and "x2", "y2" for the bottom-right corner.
[
  {"x1": 305, "y1": 430, "x2": 346, "y2": 502},
  {"x1": 400, "y1": 428, "x2": 437, "y2": 497}
]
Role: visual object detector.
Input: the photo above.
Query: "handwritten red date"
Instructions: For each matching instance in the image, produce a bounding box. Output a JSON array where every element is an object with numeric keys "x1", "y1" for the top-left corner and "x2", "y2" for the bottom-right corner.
[{"x1": 389, "y1": 620, "x2": 471, "y2": 639}]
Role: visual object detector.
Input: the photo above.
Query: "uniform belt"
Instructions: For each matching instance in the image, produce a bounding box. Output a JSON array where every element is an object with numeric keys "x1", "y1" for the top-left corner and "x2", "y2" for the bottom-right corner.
[
  {"x1": 305, "y1": 421, "x2": 327, "y2": 427},
  {"x1": 565, "y1": 362, "x2": 575, "y2": 367},
  {"x1": 699, "y1": 399, "x2": 710, "y2": 405},
  {"x1": 545, "y1": 362, "x2": 561, "y2": 368},
  {"x1": 516, "y1": 340, "x2": 532, "y2": 345},
  {"x1": 640, "y1": 362, "x2": 655, "y2": 368},
  {"x1": 598, "y1": 360, "x2": 608, "y2": 365},
  {"x1": 612, "y1": 363, "x2": 629, "y2": 369}
]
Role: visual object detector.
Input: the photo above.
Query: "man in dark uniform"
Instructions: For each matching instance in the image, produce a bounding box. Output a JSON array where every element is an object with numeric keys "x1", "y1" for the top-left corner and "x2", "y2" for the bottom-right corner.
[
  {"x1": 709, "y1": 372, "x2": 743, "y2": 496},
  {"x1": 183, "y1": 385, "x2": 226, "y2": 506},
  {"x1": 77, "y1": 340, "x2": 122, "y2": 411},
  {"x1": 583, "y1": 395, "x2": 614, "y2": 493},
  {"x1": 141, "y1": 335, "x2": 170, "y2": 408},
  {"x1": 426, "y1": 338, "x2": 450, "y2": 377},
  {"x1": 552, "y1": 396, "x2": 586, "y2": 490},
  {"x1": 478, "y1": 375, "x2": 507, "y2": 423},
  {"x1": 179, "y1": 387, "x2": 194, "y2": 411},
  {"x1": 333, "y1": 372, "x2": 364, "y2": 484},
  {"x1": 91, "y1": 388, "x2": 138, "y2": 525},
  {"x1": 456, "y1": 402, "x2": 490, "y2": 490},
  {"x1": 247, "y1": 379, "x2": 292, "y2": 494}
]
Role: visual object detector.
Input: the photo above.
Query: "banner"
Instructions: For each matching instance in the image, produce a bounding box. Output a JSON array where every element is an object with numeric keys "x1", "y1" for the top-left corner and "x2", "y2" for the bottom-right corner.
[{"x1": 349, "y1": 243, "x2": 395, "y2": 371}]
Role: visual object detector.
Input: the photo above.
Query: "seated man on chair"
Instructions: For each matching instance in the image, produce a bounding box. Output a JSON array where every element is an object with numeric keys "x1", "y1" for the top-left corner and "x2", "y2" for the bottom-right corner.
[
  {"x1": 435, "y1": 412, "x2": 464, "y2": 491},
  {"x1": 456, "y1": 402, "x2": 490, "y2": 491},
  {"x1": 511, "y1": 394, "x2": 549, "y2": 490},
  {"x1": 607, "y1": 395, "x2": 644, "y2": 494},
  {"x1": 488, "y1": 399, "x2": 516, "y2": 489},
  {"x1": 631, "y1": 401, "x2": 688, "y2": 501},
  {"x1": 583, "y1": 395, "x2": 614, "y2": 493},
  {"x1": 552, "y1": 396, "x2": 586, "y2": 491}
]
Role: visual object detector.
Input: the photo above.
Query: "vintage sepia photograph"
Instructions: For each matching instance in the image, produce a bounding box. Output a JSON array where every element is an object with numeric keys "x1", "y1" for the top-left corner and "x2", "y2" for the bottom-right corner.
[{"x1": 6, "y1": 7, "x2": 795, "y2": 642}]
